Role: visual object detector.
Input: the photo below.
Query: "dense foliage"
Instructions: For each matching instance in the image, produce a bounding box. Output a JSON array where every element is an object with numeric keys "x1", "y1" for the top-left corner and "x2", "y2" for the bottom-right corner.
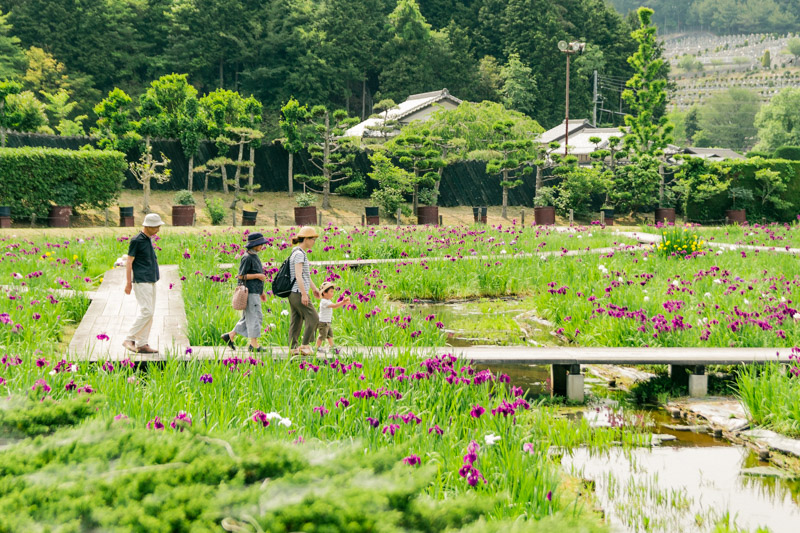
[
  {"x1": 0, "y1": 0, "x2": 636, "y2": 128},
  {"x1": 0, "y1": 146, "x2": 126, "y2": 219}
]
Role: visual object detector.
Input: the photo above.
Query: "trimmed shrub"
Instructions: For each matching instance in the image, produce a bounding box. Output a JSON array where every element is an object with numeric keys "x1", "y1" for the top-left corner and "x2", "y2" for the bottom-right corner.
[
  {"x1": 0, "y1": 147, "x2": 126, "y2": 221},
  {"x1": 335, "y1": 174, "x2": 369, "y2": 198},
  {"x1": 773, "y1": 145, "x2": 800, "y2": 161}
]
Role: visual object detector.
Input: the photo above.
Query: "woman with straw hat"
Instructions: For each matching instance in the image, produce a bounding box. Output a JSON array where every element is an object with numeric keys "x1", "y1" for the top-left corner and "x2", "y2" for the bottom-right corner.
[{"x1": 288, "y1": 226, "x2": 320, "y2": 355}]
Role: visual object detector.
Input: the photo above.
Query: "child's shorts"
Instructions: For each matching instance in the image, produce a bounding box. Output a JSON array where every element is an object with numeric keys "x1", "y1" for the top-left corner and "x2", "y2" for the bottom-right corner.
[{"x1": 317, "y1": 322, "x2": 333, "y2": 340}]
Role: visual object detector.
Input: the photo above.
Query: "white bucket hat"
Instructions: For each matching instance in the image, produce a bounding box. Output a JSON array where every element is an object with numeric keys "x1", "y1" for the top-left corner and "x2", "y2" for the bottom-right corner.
[{"x1": 142, "y1": 213, "x2": 165, "y2": 227}]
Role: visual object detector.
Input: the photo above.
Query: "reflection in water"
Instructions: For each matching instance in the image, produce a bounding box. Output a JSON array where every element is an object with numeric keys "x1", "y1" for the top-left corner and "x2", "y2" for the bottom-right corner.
[
  {"x1": 474, "y1": 363, "x2": 550, "y2": 394},
  {"x1": 479, "y1": 360, "x2": 800, "y2": 530},
  {"x1": 564, "y1": 446, "x2": 800, "y2": 533}
]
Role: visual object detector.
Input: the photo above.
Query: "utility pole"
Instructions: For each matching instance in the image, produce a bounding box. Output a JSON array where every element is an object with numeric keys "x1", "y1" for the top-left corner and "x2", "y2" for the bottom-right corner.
[{"x1": 558, "y1": 41, "x2": 586, "y2": 157}]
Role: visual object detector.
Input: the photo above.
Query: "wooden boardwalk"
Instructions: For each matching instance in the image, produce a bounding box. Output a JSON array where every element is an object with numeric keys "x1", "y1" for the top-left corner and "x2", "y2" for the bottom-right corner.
[
  {"x1": 68, "y1": 265, "x2": 189, "y2": 360},
  {"x1": 77, "y1": 342, "x2": 795, "y2": 365}
]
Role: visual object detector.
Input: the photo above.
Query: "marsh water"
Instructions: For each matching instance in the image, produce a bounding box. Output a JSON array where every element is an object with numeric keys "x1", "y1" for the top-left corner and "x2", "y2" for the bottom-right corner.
[
  {"x1": 409, "y1": 299, "x2": 800, "y2": 531},
  {"x1": 483, "y1": 362, "x2": 800, "y2": 532}
]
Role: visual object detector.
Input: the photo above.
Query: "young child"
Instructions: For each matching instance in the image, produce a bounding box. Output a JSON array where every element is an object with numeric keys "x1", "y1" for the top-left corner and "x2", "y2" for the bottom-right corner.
[{"x1": 316, "y1": 281, "x2": 350, "y2": 353}]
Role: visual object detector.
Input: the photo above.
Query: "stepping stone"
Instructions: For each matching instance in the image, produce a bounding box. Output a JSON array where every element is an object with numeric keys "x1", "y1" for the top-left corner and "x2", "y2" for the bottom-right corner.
[
  {"x1": 740, "y1": 466, "x2": 795, "y2": 479},
  {"x1": 663, "y1": 424, "x2": 710, "y2": 433},
  {"x1": 741, "y1": 429, "x2": 800, "y2": 458}
]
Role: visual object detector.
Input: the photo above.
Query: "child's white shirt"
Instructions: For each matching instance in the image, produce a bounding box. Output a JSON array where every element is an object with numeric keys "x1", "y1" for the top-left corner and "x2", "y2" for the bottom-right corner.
[{"x1": 319, "y1": 298, "x2": 333, "y2": 322}]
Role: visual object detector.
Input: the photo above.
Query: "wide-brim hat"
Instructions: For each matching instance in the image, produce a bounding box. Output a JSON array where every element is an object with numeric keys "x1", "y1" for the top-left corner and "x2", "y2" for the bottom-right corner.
[
  {"x1": 297, "y1": 226, "x2": 319, "y2": 238},
  {"x1": 246, "y1": 232, "x2": 268, "y2": 248},
  {"x1": 320, "y1": 281, "x2": 335, "y2": 293},
  {"x1": 142, "y1": 213, "x2": 165, "y2": 227}
]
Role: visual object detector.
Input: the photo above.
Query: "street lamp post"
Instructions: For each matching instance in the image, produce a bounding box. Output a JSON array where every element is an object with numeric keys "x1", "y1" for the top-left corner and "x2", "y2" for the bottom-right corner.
[{"x1": 558, "y1": 41, "x2": 586, "y2": 156}]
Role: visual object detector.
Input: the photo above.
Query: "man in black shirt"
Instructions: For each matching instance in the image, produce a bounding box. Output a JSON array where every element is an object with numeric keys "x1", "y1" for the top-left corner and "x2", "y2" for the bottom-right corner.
[{"x1": 122, "y1": 213, "x2": 164, "y2": 354}]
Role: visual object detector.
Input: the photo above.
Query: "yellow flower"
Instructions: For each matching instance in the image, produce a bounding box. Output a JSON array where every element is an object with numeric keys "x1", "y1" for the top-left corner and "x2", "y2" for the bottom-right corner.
[
  {"x1": 45, "y1": 252, "x2": 51, "y2": 257},
  {"x1": 73, "y1": 254, "x2": 78, "y2": 261},
  {"x1": 100, "y1": 277, "x2": 104, "y2": 283}
]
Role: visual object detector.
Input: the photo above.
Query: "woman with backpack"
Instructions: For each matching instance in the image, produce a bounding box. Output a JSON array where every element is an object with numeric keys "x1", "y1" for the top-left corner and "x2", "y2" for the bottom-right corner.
[
  {"x1": 221, "y1": 232, "x2": 268, "y2": 352},
  {"x1": 288, "y1": 226, "x2": 320, "y2": 355}
]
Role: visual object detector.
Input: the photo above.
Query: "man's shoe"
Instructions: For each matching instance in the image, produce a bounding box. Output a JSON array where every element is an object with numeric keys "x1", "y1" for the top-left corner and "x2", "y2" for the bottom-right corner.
[
  {"x1": 221, "y1": 333, "x2": 236, "y2": 350},
  {"x1": 122, "y1": 340, "x2": 137, "y2": 353},
  {"x1": 137, "y1": 344, "x2": 159, "y2": 354},
  {"x1": 248, "y1": 346, "x2": 266, "y2": 353}
]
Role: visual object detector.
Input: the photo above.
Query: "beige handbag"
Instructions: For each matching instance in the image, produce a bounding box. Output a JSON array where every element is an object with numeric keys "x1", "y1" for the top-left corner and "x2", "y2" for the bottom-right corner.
[{"x1": 232, "y1": 278, "x2": 249, "y2": 310}]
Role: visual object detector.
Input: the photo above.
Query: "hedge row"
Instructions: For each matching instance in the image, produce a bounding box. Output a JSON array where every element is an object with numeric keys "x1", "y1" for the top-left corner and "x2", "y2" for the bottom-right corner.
[
  {"x1": 685, "y1": 158, "x2": 800, "y2": 222},
  {"x1": 0, "y1": 147, "x2": 127, "y2": 221}
]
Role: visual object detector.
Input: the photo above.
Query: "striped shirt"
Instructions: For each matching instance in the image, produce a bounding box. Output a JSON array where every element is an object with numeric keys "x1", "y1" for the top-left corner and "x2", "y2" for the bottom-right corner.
[{"x1": 289, "y1": 247, "x2": 312, "y2": 293}]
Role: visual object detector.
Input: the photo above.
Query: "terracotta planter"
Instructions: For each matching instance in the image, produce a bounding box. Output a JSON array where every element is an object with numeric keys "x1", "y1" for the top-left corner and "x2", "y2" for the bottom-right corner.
[
  {"x1": 294, "y1": 206, "x2": 317, "y2": 226},
  {"x1": 472, "y1": 206, "x2": 487, "y2": 224},
  {"x1": 242, "y1": 210, "x2": 258, "y2": 226},
  {"x1": 417, "y1": 206, "x2": 439, "y2": 225},
  {"x1": 365, "y1": 206, "x2": 379, "y2": 226},
  {"x1": 654, "y1": 207, "x2": 676, "y2": 224},
  {"x1": 119, "y1": 206, "x2": 134, "y2": 227},
  {"x1": 49, "y1": 205, "x2": 71, "y2": 228},
  {"x1": 601, "y1": 208, "x2": 614, "y2": 226},
  {"x1": 172, "y1": 205, "x2": 195, "y2": 226},
  {"x1": 726, "y1": 209, "x2": 746, "y2": 224},
  {"x1": 534, "y1": 206, "x2": 556, "y2": 225}
]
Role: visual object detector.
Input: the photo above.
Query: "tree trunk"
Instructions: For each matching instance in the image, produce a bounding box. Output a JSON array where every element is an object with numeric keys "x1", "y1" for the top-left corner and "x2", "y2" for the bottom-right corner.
[
  {"x1": 219, "y1": 58, "x2": 224, "y2": 89},
  {"x1": 322, "y1": 180, "x2": 331, "y2": 210},
  {"x1": 361, "y1": 77, "x2": 366, "y2": 120},
  {"x1": 248, "y1": 146, "x2": 255, "y2": 197},
  {"x1": 535, "y1": 165, "x2": 543, "y2": 191},
  {"x1": 288, "y1": 152, "x2": 294, "y2": 196},
  {"x1": 412, "y1": 171, "x2": 419, "y2": 215},
  {"x1": 502, "y1": 170, "x2": 509, "y2": 219},
  {"x1": 203, "y1": 172, "x2": 209, "y2": 200},
  {"x1": 658, "y1": 164, "x2": 665, "y2": 207},
  {"x1": 187, "y1": 155, "x2": 194, "y2": 192},
  {"x1": 233, "y1": 141, "x2": 244, "y2": 191},
  {"x1": 221, "y1": 165, "x2": 229, "y2": 194},
  {"x1": 322, "y1": 112, "x2": 331, "y2": 209},
  {"x1": 143, "y1": 179, "x2": 151, "y2": 214}
]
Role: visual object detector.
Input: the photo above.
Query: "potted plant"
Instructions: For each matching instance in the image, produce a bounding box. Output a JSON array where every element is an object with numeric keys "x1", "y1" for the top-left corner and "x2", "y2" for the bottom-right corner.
[
  {"x1": 654, "y1": 189, "x2": 676, "y2": 224},
  {"x1": 416, "y1": 188, "x2": 439, "y2": 225},
  {"x1": 533, "y1": 186, "x2": 556, "y2": 225},
  {"x1": 119, "y1": 206, "x2": 134, "y2": 227},
  {"x1": 0, "y1": 205, "x2": 10, "y2": 228},
  {"x1": 726, "y1": 186, "x2": 752, "y2": 224},
  {"x1": 172, "y1": 189, "x2": 196, "y2": 226},
  {"x1": 600, "y1": 204, "x2": 615, "y2": 226},
  {"x1": 364, "y1": 205, "x2": 380, "y2": 225},
  {"x1": 241, "y1": 198, "x2": 258, "y2": 226},
  {"x1": 49, "y1": 182, "x2": 77, "y2": 228},
  {"x1": 294, "y1": 192, "x2": 317, "y2": 225},
  {"x1": 472, "y1": 206, "x2": 487, "y2": 224}
]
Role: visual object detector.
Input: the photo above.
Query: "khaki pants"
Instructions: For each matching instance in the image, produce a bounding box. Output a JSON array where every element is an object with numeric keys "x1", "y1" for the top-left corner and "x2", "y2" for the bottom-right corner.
[
  {"x1": 288, "y1": 292, "x2": 318, "y2": 348},
  {"x1": 317, "y1": 322, "x2": 333, "y2": 341},
  {"x1": 126, "y1": 282, "x2": 156, "y2": 346}
]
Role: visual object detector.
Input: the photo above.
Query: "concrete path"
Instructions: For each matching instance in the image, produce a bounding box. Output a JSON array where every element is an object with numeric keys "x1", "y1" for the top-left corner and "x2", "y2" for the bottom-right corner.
[
  {"x1": 217, "y1": 244, "x2": 646, "y2": 270},
  {"x1": 616, "y1": 230, "x2": 800, "y2": 254},
  {"x1": 67, "y1": 265, "x2": 189, "y2": 360}
]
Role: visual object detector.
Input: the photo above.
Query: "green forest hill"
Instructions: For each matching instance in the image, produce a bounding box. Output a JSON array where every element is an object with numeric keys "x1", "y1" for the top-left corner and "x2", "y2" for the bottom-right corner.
[{"x1": 0, "y1": 0, "x2": 640, "y2": 131}]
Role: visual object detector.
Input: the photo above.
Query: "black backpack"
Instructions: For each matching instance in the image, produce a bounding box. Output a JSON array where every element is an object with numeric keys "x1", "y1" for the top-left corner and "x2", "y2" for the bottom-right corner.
[{"x1": 271, "y1": 249, "x2": 299, "y2": 298}]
